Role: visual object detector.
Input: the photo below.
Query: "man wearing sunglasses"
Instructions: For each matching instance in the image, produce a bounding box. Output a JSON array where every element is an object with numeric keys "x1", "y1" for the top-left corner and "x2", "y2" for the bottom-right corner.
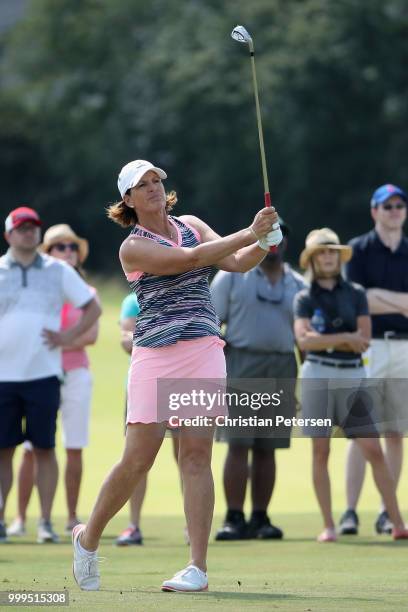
[
  {"x1": 210, "y1": 220, "x2": 306, "y2": 541},
  {"x1": 339, "y1": 184, "x2": 408, "y2": 537},
  {"x1": 0, "y1": 207, "x2": 101, "y2": 544}
]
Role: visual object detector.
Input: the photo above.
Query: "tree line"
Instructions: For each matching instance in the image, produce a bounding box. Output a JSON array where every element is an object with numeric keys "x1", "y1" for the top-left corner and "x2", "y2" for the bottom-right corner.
[{"x1": 1, "y1": 0, "x2": 407, "y2": 270}]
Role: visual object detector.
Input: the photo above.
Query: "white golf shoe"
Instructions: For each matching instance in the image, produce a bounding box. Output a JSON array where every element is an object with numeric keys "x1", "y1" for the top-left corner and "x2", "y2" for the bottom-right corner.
[
  {"x1": 162, "y1": 564, "x2": 208, "y2": 592},
  {"x1": 72, "y1": 524, "x2": 100, "y2": 591},
  {"x1": 7, "y1": 518, "x2": 26, "y2": 537}
]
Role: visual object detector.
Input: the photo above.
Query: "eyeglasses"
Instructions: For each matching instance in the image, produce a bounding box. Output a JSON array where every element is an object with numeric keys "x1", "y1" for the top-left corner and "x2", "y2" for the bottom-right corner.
[
  {"x1": 381, "y1": 202, "x2": 406, "y2": 211},
  {"x1": 51, "y1": 242, "x2": 79, "y2": 252}
]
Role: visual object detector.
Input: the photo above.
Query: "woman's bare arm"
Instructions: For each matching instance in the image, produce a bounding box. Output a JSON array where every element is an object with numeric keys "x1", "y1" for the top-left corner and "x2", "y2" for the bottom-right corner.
[
  {"x1": 179, "y1": 215, "x2": 279, "y2": 273},
  {"x1": 120, "y1": 209, "x2": 276, "y2": 276},
  {"x1": 294, "y1": 315, "x2": 371, "y2": 354}
]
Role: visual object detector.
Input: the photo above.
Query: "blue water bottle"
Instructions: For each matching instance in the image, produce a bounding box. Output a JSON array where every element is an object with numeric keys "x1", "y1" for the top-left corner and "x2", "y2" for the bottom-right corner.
[{"x1": 311, "y1": 308, "x2": 325, "y2": 333}]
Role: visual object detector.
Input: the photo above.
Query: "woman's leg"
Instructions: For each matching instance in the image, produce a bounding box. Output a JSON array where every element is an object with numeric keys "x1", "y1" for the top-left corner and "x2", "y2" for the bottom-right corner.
[
  {"x1": 115, "y1": 475, "x2": 147, "y2": 545},
  {"x1": 65, "y1": 449, "x2": 82, "y2": 524},
  {"x1": 381, "y1": 434, "x2": 403, "y2": 511},
  {"x1": 80, "y1": 422, "x2": 166, "y2": 551},
  {"x1": 129, "y1": 475, "x2": 147, "y2": 527},
  {"x1": 345, "y1": 439, "x2": 366, "y2": 510},
  {"x1": 178, "y1": 426, "x2": 215, "y2": 572},
  {"x1": 171, "y1": 431, "x2": 191, "y2": 543},
  {"x1": 312, "y1": 438, "x2": 334, "y2": 529},
  {"x1": 356, "y1": 437, "x2": 405, "y2": 531},
  {"x1": 171, "y1": 433, "x2": 180, "y2": 463}
]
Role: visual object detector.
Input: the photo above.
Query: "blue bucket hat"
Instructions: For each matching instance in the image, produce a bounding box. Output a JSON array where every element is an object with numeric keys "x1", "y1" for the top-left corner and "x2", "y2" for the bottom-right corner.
[{"x1": 370, "y1": 184, "x2": 407, "y2": 208}]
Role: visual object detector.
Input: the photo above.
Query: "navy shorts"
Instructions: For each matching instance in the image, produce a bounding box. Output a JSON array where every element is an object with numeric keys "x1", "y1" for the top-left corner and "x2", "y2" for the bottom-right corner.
[{"x1": 0, "y1": 377, "x2": 60, "y2": 449}]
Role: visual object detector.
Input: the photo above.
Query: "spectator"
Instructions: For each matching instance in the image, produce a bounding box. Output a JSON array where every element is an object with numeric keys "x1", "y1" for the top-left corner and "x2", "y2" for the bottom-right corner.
[
  {"x1": 340, "y1": 183, "x2": 408, "y2": 536},
  {"x1": 7, "y1": 224, "x2": 100, "y2": 538},
  {"x1": 0, "y1": 208, "x2": 101, "y2": 543},
  {"x1": 211, "y1": 220, "x2": 305, "y2": 541},
  {"x1": 294, "y1": 227, "x2": 408, "y2": 542}
]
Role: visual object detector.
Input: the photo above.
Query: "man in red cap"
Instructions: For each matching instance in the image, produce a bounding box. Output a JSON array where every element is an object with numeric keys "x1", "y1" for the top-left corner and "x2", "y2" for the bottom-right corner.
[
  {"x1": 4, "y1": 206, "x2": 42, "y2": 233},
  {"x1": 0, "y1": 207, "x2": 101, "y2": 544}
]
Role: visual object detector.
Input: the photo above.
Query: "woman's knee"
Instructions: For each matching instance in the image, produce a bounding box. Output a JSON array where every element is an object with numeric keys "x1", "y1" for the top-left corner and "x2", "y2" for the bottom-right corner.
[
  {"x1": 122, "y1": 423, "x2": 165, "y2": 475},
  {"x1": 179, "y1": 446, "x2": 212, "y2": 476},
  {"x1": 359, "y1": 440, "x2": 384, "y2": 465},
  {"x1": 121, "y1": 453, "x2": 155, "y2": 476},
  {"x1": 312, "y1": 440, "x2": 330, "y2": 464}
]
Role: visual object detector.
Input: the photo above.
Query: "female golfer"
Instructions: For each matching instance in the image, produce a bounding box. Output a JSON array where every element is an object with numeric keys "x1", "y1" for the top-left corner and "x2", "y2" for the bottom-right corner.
[
  {"x1": 294, "y1": 228, "x2": 408, "y2": 543},
  {"x1": 72, "y1": 159, "x2": 282, "y2": 592}
]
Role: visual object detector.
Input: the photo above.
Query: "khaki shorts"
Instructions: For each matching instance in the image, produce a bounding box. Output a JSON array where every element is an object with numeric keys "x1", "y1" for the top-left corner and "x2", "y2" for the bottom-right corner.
[
  {"x1": 364, "y1": 339, "x2": 408, "y2": 433},
  {"x1": 300, "y1": 360, "x2": 378, "y2": 438}
]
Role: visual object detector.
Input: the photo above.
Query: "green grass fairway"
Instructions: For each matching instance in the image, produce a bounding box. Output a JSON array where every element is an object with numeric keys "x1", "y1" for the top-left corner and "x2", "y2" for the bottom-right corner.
[
  {"x1": 2, "y1": 514, "x2": 408, "y2": 611},
  {"x1": 2, "y1": 281, "x2": 408, "y2": 610}
]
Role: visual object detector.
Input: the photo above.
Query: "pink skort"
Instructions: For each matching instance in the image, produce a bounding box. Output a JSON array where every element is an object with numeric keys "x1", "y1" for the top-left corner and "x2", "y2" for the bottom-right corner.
[{"x1": 127, "y1": 336, "x2": 227, "y2": 424}]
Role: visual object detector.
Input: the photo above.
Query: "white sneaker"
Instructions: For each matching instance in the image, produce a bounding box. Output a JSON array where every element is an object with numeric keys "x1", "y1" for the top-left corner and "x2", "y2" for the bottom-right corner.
[
  {"x1": 72, "y1": 524, "x2": 100, "y2": 591},
  {"x1": 37, "y1": 519, "x2": 59, "y2": 543},
  {"x1": 7, "y1": 518, "x2": 26, "y2": 537},
  {"x1": 162, "y1": 565, "x2": 208, "y2": 592}
]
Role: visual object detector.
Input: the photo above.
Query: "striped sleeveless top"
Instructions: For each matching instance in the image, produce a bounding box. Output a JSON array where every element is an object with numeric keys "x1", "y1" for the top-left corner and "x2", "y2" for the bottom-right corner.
[{"x1": 125, "y1": 215, "x2": 220, "y2": 348}]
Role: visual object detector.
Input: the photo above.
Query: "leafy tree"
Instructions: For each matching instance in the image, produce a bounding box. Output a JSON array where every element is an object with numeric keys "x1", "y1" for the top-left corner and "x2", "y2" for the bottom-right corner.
[{"x1": 1, "y1": 0, "x2": 407, "y2": 268}]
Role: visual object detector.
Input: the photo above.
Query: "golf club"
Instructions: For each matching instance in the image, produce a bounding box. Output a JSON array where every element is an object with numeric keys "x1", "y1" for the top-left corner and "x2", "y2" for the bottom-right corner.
[{"x1": 231, "y1": 25, "x2": 279, "y2": 249}]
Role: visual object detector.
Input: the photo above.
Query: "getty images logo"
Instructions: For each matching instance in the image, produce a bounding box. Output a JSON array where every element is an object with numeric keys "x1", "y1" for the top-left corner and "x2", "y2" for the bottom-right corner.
[{"x1": 168, "y1": 389, "x2": 283, "y2": 412}]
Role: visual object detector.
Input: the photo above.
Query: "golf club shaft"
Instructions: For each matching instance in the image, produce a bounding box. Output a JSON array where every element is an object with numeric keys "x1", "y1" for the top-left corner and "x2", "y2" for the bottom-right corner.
[
  {"x1": 249, "y1": 53, "x2": 270, "y2": 208},
  {"x1": 249, "y1": 51, "x2": 277, "y2": 250}
]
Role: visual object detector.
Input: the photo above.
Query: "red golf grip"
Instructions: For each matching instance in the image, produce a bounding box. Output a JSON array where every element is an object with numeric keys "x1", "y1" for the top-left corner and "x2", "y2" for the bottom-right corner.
[{"x1": 264, "y1": 192, "x2": 277, "y2": 252}]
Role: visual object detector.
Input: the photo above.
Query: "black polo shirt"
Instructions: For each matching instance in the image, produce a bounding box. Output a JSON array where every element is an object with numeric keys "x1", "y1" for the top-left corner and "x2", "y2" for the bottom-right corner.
[
  {"x1": 345, "y1": 230, "x2": 408, "y2": 336},
  {"x1": 293, "y1": 277, "x2": 368, "y2": 361}
]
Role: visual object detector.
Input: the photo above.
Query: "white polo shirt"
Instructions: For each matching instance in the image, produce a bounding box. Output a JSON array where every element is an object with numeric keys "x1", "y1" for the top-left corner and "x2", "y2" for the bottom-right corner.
[{"x1": 0, "y1": 251, "x2": 93, "y2": 382}]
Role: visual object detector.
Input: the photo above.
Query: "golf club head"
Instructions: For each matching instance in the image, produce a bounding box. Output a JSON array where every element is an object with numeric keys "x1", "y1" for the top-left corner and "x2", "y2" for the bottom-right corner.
[{"x1": 231, "y1": 25, "x2": 253, "y2": 46}]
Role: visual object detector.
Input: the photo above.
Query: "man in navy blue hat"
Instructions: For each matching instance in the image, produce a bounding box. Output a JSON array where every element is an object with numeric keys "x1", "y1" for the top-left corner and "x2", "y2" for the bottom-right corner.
[{"x1": 339, "y1": 184, "x2": 408, "y2": 537}]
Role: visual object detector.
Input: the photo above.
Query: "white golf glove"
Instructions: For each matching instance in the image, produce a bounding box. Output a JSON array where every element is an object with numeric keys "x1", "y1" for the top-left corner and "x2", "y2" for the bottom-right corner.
[{"x1": 258, "y1": 223, "x2": 283, "y2": 250}]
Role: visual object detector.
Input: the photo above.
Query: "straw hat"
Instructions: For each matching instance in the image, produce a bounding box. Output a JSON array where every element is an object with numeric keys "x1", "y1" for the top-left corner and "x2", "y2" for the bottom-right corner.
[
  {"x1": 299, "y1": 228, "x2": 352, "y2": 269},
  {"x1": 40, "y1": 224, "x2": 89, "y2": 264}
]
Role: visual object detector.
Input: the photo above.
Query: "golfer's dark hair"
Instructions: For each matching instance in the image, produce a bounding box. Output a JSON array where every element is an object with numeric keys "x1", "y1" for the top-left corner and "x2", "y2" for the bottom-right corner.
[{"x1": 107, "y1": 190, "x2": 178, "y2": 227}]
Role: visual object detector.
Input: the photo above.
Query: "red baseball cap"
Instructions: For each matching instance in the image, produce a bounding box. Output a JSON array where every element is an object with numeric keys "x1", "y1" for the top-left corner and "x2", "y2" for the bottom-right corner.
[{"x1": 5, "y1": 207, "x2": 42, "y2": 232}]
